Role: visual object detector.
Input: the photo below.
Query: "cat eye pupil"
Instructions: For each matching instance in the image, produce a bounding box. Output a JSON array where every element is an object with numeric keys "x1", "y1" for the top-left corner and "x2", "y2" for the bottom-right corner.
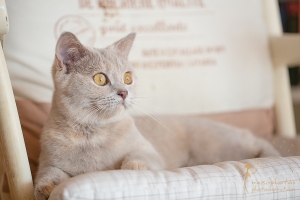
[
  {"x1": 124, "y1": 72, "x2": 132, "y2": 85},
  {"x1": 93, "y1": 73, "x2": 107, "y2": 86}
]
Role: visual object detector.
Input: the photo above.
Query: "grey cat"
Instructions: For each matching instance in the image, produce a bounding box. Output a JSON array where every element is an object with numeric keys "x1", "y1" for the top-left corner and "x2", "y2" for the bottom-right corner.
[{"x1": 34, "y1": 32, "x2": 280, "y2": 200}]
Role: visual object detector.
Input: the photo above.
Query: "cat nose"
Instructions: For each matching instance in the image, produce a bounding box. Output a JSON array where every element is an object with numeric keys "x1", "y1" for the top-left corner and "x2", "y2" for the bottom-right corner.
[{"x1": 118, "y1": 90, "x2": 128, "y2": 100}]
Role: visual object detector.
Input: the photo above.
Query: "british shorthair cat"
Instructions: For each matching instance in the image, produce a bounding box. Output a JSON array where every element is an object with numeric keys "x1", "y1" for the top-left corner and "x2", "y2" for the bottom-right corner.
[{"x1": 34, "y1": 32, "x2": 279, "y2": 199}]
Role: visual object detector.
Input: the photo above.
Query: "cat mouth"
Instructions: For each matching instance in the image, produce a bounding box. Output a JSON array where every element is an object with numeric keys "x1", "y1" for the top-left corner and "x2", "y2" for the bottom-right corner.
[
  {"x1": 121, "y1": 100, "x2": 130, "y2": 109},
  {"x1": 121, "y1": 101, "x2": 127, "y2": 108}
]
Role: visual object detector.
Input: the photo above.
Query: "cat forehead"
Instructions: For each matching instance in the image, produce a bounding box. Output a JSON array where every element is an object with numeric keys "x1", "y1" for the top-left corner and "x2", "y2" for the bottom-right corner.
[
  {"x1": 96, "y1": 48, "x2": 129, "y2": 70},
  {"x1": 76, "y1": 48, "x2": 131, "y2": 75}
]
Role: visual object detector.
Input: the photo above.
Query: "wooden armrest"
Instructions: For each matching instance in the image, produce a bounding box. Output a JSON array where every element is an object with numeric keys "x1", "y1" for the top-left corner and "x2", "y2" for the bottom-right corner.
[
  {"x1": 262, "y1": 1, "x2": 297, "y2": 138},
  {"x1": 0, "y1": 1, "x2": 34, "y2": 199},
  {"x1": 0, "y1": 43, "x2": 35, "y2": 199},
  {"x1": 270, "y1": 34, "x2": 300, "y2": 66},
  {"x1": 270, "y1": 34, "x2": 298, "y2": 138}
]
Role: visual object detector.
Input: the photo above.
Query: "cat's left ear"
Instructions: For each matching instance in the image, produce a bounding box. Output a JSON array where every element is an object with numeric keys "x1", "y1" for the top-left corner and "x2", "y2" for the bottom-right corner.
[
  {"x1": 55, "y1": 32, "x2": 88, "y2": 73},
  {"x1": 108, "y1": 33, "x2": 136, "y2": 59}
]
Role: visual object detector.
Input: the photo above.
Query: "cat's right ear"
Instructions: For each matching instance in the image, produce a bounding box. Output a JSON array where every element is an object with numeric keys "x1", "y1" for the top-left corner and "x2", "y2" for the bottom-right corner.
[{"x1": 55, "y1": 32, "x2": 88, "y2": 73}]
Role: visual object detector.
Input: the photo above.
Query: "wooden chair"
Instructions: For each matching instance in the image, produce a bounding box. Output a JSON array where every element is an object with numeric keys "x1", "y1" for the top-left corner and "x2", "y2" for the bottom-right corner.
[{"x1": 0, "y1": 0, "x2": 297, "y2": 199}]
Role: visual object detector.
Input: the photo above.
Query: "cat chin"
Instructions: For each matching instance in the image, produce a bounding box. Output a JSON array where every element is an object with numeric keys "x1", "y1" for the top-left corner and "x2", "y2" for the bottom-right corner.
[
  {"x1": 102, "y1": 108, "x2": 128, "y2": 123},
  {"x1": 117, "y1": 103, "x2": 128, "y2": 113},
  {"x1": 122, "y1": 103, "x2": 130, "y2": 110},
  {"x1": 104, "y1": 104, "x2": 127, "y2": 118}
]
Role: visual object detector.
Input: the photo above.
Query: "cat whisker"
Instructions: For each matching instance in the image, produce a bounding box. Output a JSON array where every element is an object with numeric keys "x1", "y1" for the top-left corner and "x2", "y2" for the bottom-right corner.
[
  {"x1": 130, "y1": 99, "x2": 159, "y2": 114},
  {"x1": 131, "y1": 102, "x2": 175, "y2": 135},
  {"x1": 79, "y1": 106, "x2": 100, "y2": 124},
  {"x1": 131, "y1": 99, "x2": 166, "y2": 113},
  {"x1": 68, "y1": 105, "x2": 95, "y2": 125},
  {"x1": 69, "y1": 111, "x2": 93, "y2": 128},
  {"x1": 102, "y1": 103, "x2": 111, "y2": 117},
  {"x1": 82, "y1": 106, "x2": 105, "y2": 125},
  {"x1": 70, "y1": 106, "x2": 100, "y2": 128},
  {"x1": 89, "y1": 106, "x2": 105, "y2": 124},
  {"x1": 130, "y1": 107, "x2": 154, "y2": 127},
  {"x1": 89, "y1": 93, "x2": 116, "y2": 103}
]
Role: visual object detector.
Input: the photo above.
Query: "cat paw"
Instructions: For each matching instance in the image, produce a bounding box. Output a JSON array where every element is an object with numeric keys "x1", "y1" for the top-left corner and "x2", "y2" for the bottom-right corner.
[
  {"x1": 34, "y1": 182, "x2": 57, "y2": 200},
  {"x1": 121, "y1": 160, "x2": 149, "y2": 170}
]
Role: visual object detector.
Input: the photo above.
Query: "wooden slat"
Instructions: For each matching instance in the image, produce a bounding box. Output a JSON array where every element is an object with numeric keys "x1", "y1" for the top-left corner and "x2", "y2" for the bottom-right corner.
[
  {"x1": 270, "y1": 34, "x2": 300, "y2": 66},
  {"x1": 262, "y1": 0, "x2": 297, "y2": 138},
  {"x1": 0, "y1": 42, "x2": 35, "y2": 199}
]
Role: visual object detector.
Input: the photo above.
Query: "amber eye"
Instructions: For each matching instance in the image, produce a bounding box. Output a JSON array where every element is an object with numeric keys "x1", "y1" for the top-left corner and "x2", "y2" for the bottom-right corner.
[
  {"x1": 93, "y1": 73, "x2": 107, "y2": 86},
  {"x1": 124, "y1": 72, "x2": 132, "y2": 85}
]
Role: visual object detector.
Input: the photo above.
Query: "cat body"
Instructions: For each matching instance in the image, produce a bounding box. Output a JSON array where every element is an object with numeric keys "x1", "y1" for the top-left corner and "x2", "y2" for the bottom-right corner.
[
  {"x1": 39, "y1": 111, "x2": 164, "y2": 175},
  {"x1": 136, "y1": 116, "x2": 278, "y2": 167},
  {"x1": 35, "y1": 32, "x2": 279, "y2": 200}
]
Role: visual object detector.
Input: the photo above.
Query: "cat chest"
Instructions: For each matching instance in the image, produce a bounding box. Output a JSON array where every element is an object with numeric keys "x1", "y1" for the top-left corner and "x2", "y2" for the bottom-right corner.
[{"x1": 52, "y1": 135, "x2": 131, "y2": 176}]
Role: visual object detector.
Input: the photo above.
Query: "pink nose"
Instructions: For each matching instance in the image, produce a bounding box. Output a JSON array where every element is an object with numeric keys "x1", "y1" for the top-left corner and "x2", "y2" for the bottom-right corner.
[{"x1": 118, "y1": 90, "x2": 128, "y2": 100}]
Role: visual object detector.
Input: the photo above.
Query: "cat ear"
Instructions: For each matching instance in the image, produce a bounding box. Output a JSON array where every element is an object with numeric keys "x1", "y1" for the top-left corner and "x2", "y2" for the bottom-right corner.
[
  {"x1": 109, "y1": 33, "x2": 136, "y2": 59},
  {"x1": 55, "y1": 32, "x2": 88, "y2": 73}
]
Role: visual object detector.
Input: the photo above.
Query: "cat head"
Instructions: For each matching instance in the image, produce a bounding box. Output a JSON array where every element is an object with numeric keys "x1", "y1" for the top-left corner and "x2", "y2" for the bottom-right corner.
[{"x1": 53, "y1": 32, "x2": 137, "y2": 124}]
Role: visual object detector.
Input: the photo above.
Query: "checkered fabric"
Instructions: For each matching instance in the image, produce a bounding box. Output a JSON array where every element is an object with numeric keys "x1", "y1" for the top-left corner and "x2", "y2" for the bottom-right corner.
[{"x1": 49, "y1": 156, "x2": 300, "y2": 200}]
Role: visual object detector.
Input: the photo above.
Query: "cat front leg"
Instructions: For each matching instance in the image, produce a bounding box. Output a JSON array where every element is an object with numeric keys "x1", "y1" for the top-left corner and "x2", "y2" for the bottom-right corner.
[
  {"x1": 121, "y1": 148, "x2": 165, "y2": 170},
  {"x1": 34, "y1": 166, "x2": 70, "y2": 200}
]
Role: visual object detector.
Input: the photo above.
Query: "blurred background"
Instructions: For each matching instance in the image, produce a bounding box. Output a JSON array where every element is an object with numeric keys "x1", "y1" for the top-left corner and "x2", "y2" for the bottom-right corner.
[{"x1": 4, "y1": 0, "x2": 299, "y2": 138}]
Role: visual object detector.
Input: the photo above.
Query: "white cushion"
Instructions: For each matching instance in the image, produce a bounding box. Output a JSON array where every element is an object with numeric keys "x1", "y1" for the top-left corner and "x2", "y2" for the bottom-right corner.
[{"x1": 49, "y1": 156, "x2": 300, "y2": 200}]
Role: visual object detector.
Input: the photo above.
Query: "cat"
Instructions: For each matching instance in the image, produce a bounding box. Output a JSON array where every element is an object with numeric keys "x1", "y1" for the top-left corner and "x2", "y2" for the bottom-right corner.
[{"x1": 34, "y1": 32, "x2": 280, "y2": 200}]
